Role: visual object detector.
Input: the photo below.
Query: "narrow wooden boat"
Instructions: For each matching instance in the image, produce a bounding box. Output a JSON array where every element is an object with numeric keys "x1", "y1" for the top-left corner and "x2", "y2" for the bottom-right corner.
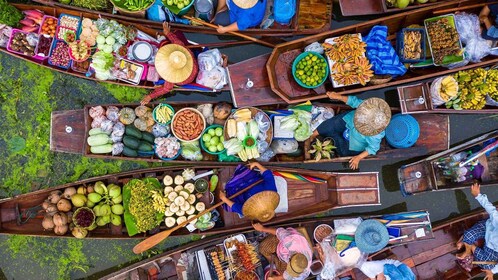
[
  {"x1": 399, "y1": 130, "x2": 498, "y2": 196},
  {"x1": 261, "y1": 0, "x2": 498, "y2": 104},
  {"x1": 2, "y1": 4, "x2": 229, "y2": 92},
  {"x1": 49, "y1": 101, "x2": 449, "y2": 164},
  {"x1": 398, "y1": 81, "x2": 498, "y2": 114},
  {"x1": 101, "y1": 209, "x2": 433, "y2": 280},
  {"x1": 32, "y1": 0, "x2": 333, "y2": 37},
  {"x1": 338, "y1": 0, "x2": 472, "y2": 17},
  {"x1": 355, "y1": 206, "x2": 493, "y2": 279},
  {"x1": 0, "y1": 166, "x2": 380, "y2": 238}
]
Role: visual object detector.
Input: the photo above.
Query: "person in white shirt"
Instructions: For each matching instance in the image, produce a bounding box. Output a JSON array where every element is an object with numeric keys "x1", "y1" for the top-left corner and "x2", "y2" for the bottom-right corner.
[
  {"x1": 456, "y1": 183, "x2": 498, "y2": 280},
  {"x1": 358, "y1": 259, "x2": 415, "y2": 280}
]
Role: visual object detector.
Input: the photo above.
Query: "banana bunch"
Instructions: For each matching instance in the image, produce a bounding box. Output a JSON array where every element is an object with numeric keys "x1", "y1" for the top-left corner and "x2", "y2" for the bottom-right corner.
[
  {"x1": 487, "y1": 69, "x2": 498, "y2": 102},
  {"x1": 150, "y1": 190, "x2": 169, "y2": 213},
  {"x1": 233, "y1": 109, "x2": 252, "y2": 122},
  {"x1": 438, "y1": 76, "x2": 458, "y2": 102},
  {"x1": 155, "y1": 105, "x2": 174, "y2": 124},
  {"x1": 449, "y1": 69, "x2": 488, "y2": 110}
]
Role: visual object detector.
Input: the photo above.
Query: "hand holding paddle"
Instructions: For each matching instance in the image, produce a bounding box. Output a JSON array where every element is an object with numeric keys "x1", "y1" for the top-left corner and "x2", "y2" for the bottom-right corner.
[{"x1": 132, "y1": 178, "x2": 264, "y2": 254}]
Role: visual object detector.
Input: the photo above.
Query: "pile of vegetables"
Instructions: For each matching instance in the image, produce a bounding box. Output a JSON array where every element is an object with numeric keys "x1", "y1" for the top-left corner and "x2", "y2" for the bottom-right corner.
[
  {"x1": 224, "y1": 119, "x2": 260, "y2": 161},
  {"x1": 278, "y1": 109, "x2": 313, "y2": 141},
  {"x1": 111, "y1": 0, "x2": 155, "y2": 11},
  {"x1": 0, "y1": 0, "x2": 23, "y2": 27},
  {"x1": 95, "y1": 18, "x2": 135, "y2": 54},
  {"x1": 91, "y1": 51, "x2": 115, "y2": 80},
  {"x1": 71, "y1": 0, "x2": 110, "y2": 11}
]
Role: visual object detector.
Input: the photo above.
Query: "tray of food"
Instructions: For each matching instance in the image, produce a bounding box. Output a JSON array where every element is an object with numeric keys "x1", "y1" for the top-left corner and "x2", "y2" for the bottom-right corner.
[
  {"x1": 48, "y1": 39, "x2": 72, "y2": 69},
  {"x1": 7, "y1": 29, "x2": 38, "y2": 57},
  {"x1": 224, "y1": 234, "x2": 247, "y2": 256},
  {"x1": 39, "y1": 15, "x2": 57, "y2": 38},
  {"x1": 397, "y1": 28, "x2": 425, "y2": 63},
  {"x1": 424, "y1": 14, "x2": 464, "y2": 66},
  {"x1": 322, "y1": 33, "x2": 373, "y2": 88},
  {"x1": 114, "y1": 58, "x2": 144, "y2": 85},
  {"x1": 205, "y1": 245, "x2": 229, "y2": 280}
]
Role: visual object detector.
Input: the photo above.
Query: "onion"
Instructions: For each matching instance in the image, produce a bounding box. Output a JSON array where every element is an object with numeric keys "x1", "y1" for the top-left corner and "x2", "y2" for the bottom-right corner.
[
  {"x1": 53, "y1": 212, "x2": 68, "y2": 227},
  {"x1": 57, "y1": 199, "x2": 72, "y2": 212},
  {"x1": 46, "y1": 204, "x2": 58, "y2": 216},
  {"x1": 72, "y1": 227, "x2": 88, "y2": 239},
  {"x1": 54, "y1": 224, "x2": 69, "y2": 236},
  {"x1": 42, "y1": 200, "x2": 51, "y2": 210},
  {"x1": 86, "y1": 186, "x2": 94, "y2": 193},
  {"x1": 63, "y1": 187, "x2": 76, "y2": 199},
  {"x1": 48, "y1": 190, "x2": 63, "y2": 204},
  {"x1": 42, "y1": 214, "x2": 55, "y2": 230}
]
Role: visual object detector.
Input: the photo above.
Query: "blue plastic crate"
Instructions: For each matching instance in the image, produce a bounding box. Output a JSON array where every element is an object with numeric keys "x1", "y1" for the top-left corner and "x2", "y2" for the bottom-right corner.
[
  {"x1": 396, "y1": 28, "x2": 426, "y2": 63},
  {"x1": 48, "y1": 39, "x2": 72, "y2": 69},
  {"x1": 58, "y1": 13, "x2": 81, "y2": 34}
]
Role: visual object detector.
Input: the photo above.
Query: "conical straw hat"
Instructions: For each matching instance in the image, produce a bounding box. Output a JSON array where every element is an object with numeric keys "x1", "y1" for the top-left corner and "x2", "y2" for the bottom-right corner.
[
  {"x1": 286, "y1": 253, "x2": 308, "y2": 277},
  {"x1": 155, "y1": 44, "x2": 194, "y2": 83},
  {"x1": 242, "y1": 191, "x2": 280, "y2": 222},
  {"x1": 354, "y1": 97, "x2": 391, "y2": 136},
  {"x1": 232, "y1": 0, "x2": 259, "y2": 9}
]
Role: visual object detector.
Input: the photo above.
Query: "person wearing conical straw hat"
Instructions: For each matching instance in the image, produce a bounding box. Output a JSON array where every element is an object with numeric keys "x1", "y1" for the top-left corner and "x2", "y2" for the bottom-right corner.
[
  {"x1": 141, "y1": 22, "x2": 198, "y2": 105},
  {"x1": 210, "y1": 0, "x2": 267, "y2": 33},
  {"x1": 220, "y1": 162, "x2": 280, "y2": 222},
  {"x1": 253, "y1": 222, "x2": 313, "y2": 280},
  {"x1": 309, "y1": 92, "x2": 391, "y2": 170}
]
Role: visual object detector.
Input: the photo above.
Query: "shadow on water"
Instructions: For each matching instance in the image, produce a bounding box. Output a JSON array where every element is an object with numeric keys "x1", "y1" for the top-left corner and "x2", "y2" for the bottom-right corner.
[
  {"x1": 381, "y1": 156, "x2": 426, "y2": 192},
  {"x1": 455, "y1": 189, "x2": 471, "y2": 215}
]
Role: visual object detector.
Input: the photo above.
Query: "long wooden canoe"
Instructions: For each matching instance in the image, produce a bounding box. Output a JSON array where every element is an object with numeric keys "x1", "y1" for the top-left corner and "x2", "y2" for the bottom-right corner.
[
  {"x1": 399, "y1": 130, "x2": 498, "y2": 196},
  {"x1": 0, "y1": 166, "x2": 380, "y2": 238},
  {"x1": 354, "y1": 206, "x2": 493, "y2": 279},
  {"x1": 3, "y1": 4, "x2": 228, "y2": 92},
  {"x1": 32, "y1": 0, "x2": 333, "y2": 37},
  {"x1": 49, "y1": 101, "x2": 449, "y2": 164},
  {"x1": 398, "y1": 81, "x2": 498, "y2": 114},
  {"x1": 338, "y1": 0, "x2": 473, "y2": 16},
  {"x1": 263, "y1": 0, "x2": 498, "y2": 104},
  {"x1": 101, "y1": 209, "x2": 432, "y2": 279}
]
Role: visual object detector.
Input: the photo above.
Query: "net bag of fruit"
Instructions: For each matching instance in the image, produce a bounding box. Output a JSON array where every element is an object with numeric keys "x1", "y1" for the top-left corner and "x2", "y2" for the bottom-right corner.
[{"x1": 429, "y1": 76, "x2": 458, "y2": 106}]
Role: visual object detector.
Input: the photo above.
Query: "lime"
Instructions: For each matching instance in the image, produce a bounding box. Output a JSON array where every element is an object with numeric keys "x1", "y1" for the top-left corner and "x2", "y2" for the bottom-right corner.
[
  {"x1": 312, "y1": 56, "x2": 317, "y2": 62},
  {"x1": 210, "y1": 137, "x2": 219, "y2": 146},
  {"x1": 298, "y1": 70, "x2": 304, "y2": 75},
  {"x1": 202, "y1": 134, "x2": 211, "y2": 142},
  {"x1": 215, "y1": 127, "x2": 223, "y2": 136},
  {"x1": 208, "y1": 146, "x2": 217, "y2": 153},
  {"x1": 208, "y1": 128, "x2": 215, "y2": 136},
  {"x1": 217, "y1": 143, "x2": 224, "y2": 151}
]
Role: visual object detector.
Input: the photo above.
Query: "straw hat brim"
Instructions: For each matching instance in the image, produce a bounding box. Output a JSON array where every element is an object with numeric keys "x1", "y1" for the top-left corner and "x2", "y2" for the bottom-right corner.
[
  {"x1": 242, "y1": 191, "x2": 280, "y2": 222},
  {"x1": 354, "y1": 219, "x2": 389, "y2": 253},
  {"x1": 354, "y1": 97, "x2": 391, "y2": 136},
  {"x1": 286, "y1": 253, "x2": 308, "y2": 277},
  {"x1": 232, "y1": 0, "x2": 259, "y2": 9},
  {"x1": 155, "y1": 44, "x2": 194, "y2": 84}
]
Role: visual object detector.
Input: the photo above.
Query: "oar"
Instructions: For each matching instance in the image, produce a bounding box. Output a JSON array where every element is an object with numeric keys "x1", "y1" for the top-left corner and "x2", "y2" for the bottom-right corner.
[
  {"x1": 183, "y1": 16, "x2": 275, "y2": 48},
  {"x1": 472, "y1": 261, "x2": 498, "y2": 265},
  {"x1": 186, "y1": 40, "x2": 254, "y2": 49},
  {"x1": 132, "y1": 179, "x2": 264, "y2": 254},
  {"x1": 433, "y1": 1, "x2": 498, "y2": 15}
]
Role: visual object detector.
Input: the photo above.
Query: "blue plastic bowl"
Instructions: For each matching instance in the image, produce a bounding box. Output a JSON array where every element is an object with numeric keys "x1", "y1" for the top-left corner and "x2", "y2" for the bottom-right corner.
[
  {"x1": 385, "y1": 114, "x2": 420, "y2": 149},
  {"x1": 200, "y1": 124, "x2": 226, "y2": 155},
  {"x1": 292, "y1": 51, "x2": 329, "y2": 89},
  {"x1": 154, "y1": 144, "x2": 182, "y2": 160},
  {"x1": 153, "y1": 103, "x2": 175, "y2": 126}
]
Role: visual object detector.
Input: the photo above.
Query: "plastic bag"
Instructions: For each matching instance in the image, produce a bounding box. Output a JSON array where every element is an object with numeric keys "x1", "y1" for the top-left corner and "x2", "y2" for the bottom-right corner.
[
  {"x1": 305, "y1": 42, "x2": 324, "y2": 54},
  {"x1": 255, "y1": 112, "x2": 270, "y2": 133},
  {"x1": 196, "y1": 66, "x2": 227, "y2": 90},
  {"x1": 319, "y1": 234, "x2": 368, "y2": 279},
  {"x1": 181, "y1": 141, "x2": 203, "y2": 161},
  {"x1": 197, "y1": 104, "x2": 214, "y2": 125},
  {"x1": 270, "y1": 139, "x2": 299, "y2": 154},
  {"x1": 258, "y1": 148, "x2": 275, "y2": 162},
  {"x1": 198, "y1": 49, "x2": 223, "y2": 71},
  {"x1": 429, "y1": 76, "x2": 446, "y2": 106},
  {"x1": 0, "y1": 25, "x2": 12, "y2": 48},
  {"x1": 311, "y1": 106, "x2": 335, "y2": 131},
  {"x1": 146, "y1": 0, "x2": 166, "y2": 22},
  {"x1": 152, "y1": 124, "x2": 170, "y2": 137},
  {"x1": 452, "y1": 13, "x2": 490, "y2": 64}
]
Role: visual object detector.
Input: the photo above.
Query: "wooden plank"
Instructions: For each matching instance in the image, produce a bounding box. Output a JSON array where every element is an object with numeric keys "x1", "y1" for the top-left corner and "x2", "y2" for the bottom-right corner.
[
  {"x1": 339, "y1": 0, "x2": 384, "y2": 16},
  {"x1": 411, "y1": 242, "x2": 457, "y2": 265},
  {"x1": 412, "y1": 114, "x2": 449, "y2": 152},
  {"x1": 335, "y1": 173, "x2": 378, "y2": 189},
  {"x1": 50, "y1": 110, "x2": 86, "y2": 154}
]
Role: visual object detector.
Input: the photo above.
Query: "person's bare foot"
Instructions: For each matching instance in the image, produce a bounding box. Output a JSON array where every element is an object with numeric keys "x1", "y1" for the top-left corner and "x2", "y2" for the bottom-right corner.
[
  {"x1": 456, "y1": 243, "x2": 472, "y2": 259},
  {"x1": 456, "y1": 236, "x2": 464, "y2": 250}
]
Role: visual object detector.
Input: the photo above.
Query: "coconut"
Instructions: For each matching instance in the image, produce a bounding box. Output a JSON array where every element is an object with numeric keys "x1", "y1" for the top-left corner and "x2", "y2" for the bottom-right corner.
[
  {"x1": 48, "y1": 190, "x2": 63, "y2": 204},
  {"x1": 54, "y1": 224, "x2": 69, "y2": 235},
  {"x1": 53, "y1": 212, "x2": 68, "y2": 227},
  {"x1": 57, "y1": 199, "x2": 72, "y2": 212},
  {"x1": 63, "y1": 187, "x2": 76, "y2": 199},
  {"x1": 46, "y1": 204, "x2": 58, "y2": 216},
  {"x1": 42, "y1": 214, "x2": 55, "y2": 230}
]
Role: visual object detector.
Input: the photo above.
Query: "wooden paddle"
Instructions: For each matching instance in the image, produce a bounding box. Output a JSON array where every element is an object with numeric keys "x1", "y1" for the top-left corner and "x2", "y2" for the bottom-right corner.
[
  {"x1": 433, "y1": 1, "x2": 498, "y2": 15},
  {"x1": 472, "y1": 261, "x2": 498, "y2": 265},
  {"x1": 183, "y1": 16, "x2": 276, "y2": 48},
  {"x1": 132, "y1": 178, "x2": 264, "y2": 254}
]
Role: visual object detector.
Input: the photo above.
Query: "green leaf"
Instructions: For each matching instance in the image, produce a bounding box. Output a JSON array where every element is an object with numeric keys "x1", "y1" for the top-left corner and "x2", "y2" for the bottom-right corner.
[
  {"x1": 122, "y1": 184, "x2": 139, "y2": 236},
  {"x1": 7, "y1": 136, "x2": 26, "y2": 154}
]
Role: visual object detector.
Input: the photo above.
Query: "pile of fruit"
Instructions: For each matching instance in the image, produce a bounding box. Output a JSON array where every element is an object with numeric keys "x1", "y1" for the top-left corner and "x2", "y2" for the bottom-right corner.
[
  {"x1": 323, "y1": 34, "x2": 373, "y2": 86},
  {"x1": 164, "y1": 0, "x2": 192, "y2": 11},
  {"x1": 293, "y1": 53, "x2": 328, "y2": 88},
  {"x1": 69, "y1": 40, "x2": 90, "y2": 61},
  {"x1": 386, "y1": 0, "x2": 433, "y2": 9},
  {"x1": 426, "y1": 17, "x2": 461, "y2": 65},
  {"x1": 433, "y1": 76, "x2": 458, "y2": 103},
  {"x1": 40, "y1": 16, "x2": 57, "y2": 37},
  {"x1": 447, "y1": 68, "x2": 498, "y2": 110},
  {"x1": 202, "y1": 126, "x2": 225, "y2": 153},
  {"x1": 224, "y1": 109, "x2": 262, "y2": 161}
]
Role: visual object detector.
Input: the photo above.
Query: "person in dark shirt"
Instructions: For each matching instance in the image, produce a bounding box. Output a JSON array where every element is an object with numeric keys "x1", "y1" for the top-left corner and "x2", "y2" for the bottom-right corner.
[
  {"x1": 211, "y1": 0, "x2": 267, "y2": 33},
  {"x1": 480, "y1": 2, "x2": 498, "y2": 40}
]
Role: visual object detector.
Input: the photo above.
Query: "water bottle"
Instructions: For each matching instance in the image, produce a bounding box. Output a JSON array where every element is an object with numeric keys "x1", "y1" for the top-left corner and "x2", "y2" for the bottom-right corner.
[{"x1": 194, "y1": 0, "x2": 214, "y2": 21}]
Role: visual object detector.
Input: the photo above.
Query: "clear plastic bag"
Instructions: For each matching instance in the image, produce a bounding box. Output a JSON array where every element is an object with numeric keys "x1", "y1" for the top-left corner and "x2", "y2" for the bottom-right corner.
[
  {"x1": 196, "y1": 66, "x2": 227, "y2": 90},
  {"x1": 258, "y1": 148, "x2": 275, "y2": 162},
  {"x1": 152, "y1": 124, "x2": 170, "y2": 138},
  {"x1": 429, "y1": 77, "x2": 446, "y2": 106},
  {"x1": 255, "y1": 112, "x2": 270, "y2": 133},
  {"x1": 270, "y1": 139, "x2": 299, "y2": 154},
  {"x1": 181, "y1": 141, "x2": 203, "y2": 161},
  {"x1": 453, "y1": 13, "x2": 491, "y2": 64},
  {"x1": 319, "y1": 234, "x2": 368, "y2": 279},
  {"x1": 305, "y1": 42, "x2": 324, "y2": 54},
  {"x1": 198, "y1": 49, "x2": 223, "y2": 71},
  {"x1": 311, "y1": 106, "x2": 335, "y2": 132}
]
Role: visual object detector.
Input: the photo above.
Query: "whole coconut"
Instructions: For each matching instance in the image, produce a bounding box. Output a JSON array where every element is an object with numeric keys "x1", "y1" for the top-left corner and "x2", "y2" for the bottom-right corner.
[
  {"x1": 48, "y1": 190, "x2": 63, "y2": 204},
  {"x1": 54, "y1": 224, "x2": 69, "y2": 236},
  {"x1": 63, "y1": 187, "x2": 76, "y2": 199},
  {"x1": 57, "y1": 199, "x2": 72, "y2": 212},
  {"x1": 46, "y1": 203, "x2": 58, "y2": 216},
  {"x1": 42, "y1": 214, "x2": 55, "y2": 230}
]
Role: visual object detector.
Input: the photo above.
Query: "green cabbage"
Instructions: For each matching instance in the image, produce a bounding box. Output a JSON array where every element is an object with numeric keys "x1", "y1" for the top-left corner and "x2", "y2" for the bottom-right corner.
[
  {"x1": 91, "y1": 51, "x2": 115, "y2": 81},
  {"x1": 223, "y1": 138, "x2": 243, "y2": 155},
  {"x1": 279, "y1": 115, "x2": 299, "y2": 131},
  {"x1": 294, "y1": 122, "x2": 311, "y2": 141},
  {"x1": 247, "y1": 120, "x2": 259, "y2": 138},
  {"x1": 236, "y1": 122, "x2": 247, "y2": 141}
]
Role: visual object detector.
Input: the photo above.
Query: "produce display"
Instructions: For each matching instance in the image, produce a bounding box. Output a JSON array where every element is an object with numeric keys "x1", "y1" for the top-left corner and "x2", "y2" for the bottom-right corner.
[
  {"x1": 18, "y1": 9, "x2": 43, "y2": 33},
  {"x1": 79, "y1": 18, "x2": 99, "y2": 46},
  {"x1": 432, "y1": 76, "x2": 458, "y2": 103},
  {"x1": 48, "y1": 41, "x2": 71, "y2": 68},
  {"x1": 71, "y1": 59, "x2": 90, "y2": 73},
  {"x1": 425, "y1": 16, "x2": 462, "y2": 65},
  {"x1": 57, "y1": 26, "x2": 75, "y2": 42},
  {"x1": 112, "y1": 0, "x2": 155, "y2": 12},
  {"x1": 293, "y1": 52, "x2": 328, "y2": 88},
  {"x1": 40, "y1": 182, "x2": 124, "y2": 238},
  {"x1": 153, "y1": 104, "x2": 174, "y2": 125},
  {"x1": 446, "y1": 68, "x2": 498, "y2": 110},
  {"x1": 402, "y1": 30, "x2": 422, "y2": 61},
  {"x1": 8, "y1": 31, "x2": 36, "y2": 56},
  {"x1": 0, "y1": 0, "x2": 23, "y2": 28},
  {"x1": 171, "y1": 108, "x2": 206, "y2": 141},
  {"x1": 36, "y1": 35, "x2": 52, "y2": 56},
  {"x1": 155, "y1": 137, "x2": 181, "y2": 159},
  {"x1": 114, "y1": 59, "x2": 143, "y2": 84},
  {"x1": 323, "y1": 34, "x2": 373, "y2": 86},
  {"x1": 40, "y1": 16, "x2": 57, "y2": 37},
  {"x1": 386, "y1": 0, "x2": 432, "y2": 9},
  {"x1": 164, "y1": 0, "x2": 193, "y2": 12},
  {"x1": 202, "y1": 126, "x2": 225, "y2": 154},
  {"x1": 69, "y1": 40, "x2": 90, "y2": 61},
  {"x1": 59, "y1": 15, "x2": 79, "y2": 30}
]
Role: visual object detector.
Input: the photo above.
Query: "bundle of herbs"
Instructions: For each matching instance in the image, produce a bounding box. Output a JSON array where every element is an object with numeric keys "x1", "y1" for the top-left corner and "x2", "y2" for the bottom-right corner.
[
  {"x1": 71, "y1": 0, "x2": 110, "y2": 11},
  {"x1": 0, "y1": 0, "x2": 23, "y2": 27}
]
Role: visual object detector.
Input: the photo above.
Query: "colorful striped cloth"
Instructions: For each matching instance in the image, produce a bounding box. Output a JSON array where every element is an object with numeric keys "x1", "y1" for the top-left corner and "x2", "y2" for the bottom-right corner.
[{"x1": 364, "y1": 25, "x2": 407, "y2": 77}]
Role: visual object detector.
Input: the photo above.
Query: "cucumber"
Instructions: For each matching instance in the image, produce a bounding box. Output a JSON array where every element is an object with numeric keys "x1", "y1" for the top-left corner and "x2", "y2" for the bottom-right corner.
[
  {"x1": 125, "y1": 125, "x2": 142, "y2": 139},
  {"x1": 141, "y1": 132, "x2": 155, "y2": 144},
  {"x1": 89, "y1": 128, "x2": 108, "y2": 136},
  {"x1": 87, "y1": 134, "x2": 111, "y2": 146},
  {"x1": 138, "y1": 141, "x2": 153, "y2": 152},
  {"x1": 90, "y1": 144, "x2": 113, "y2": 154},
  {"x1": 122, "y1": 146, "x2": 138, "y2": 157},
  {"x1": 123, "y1": 136, "x2": 140, "y2": 149}
]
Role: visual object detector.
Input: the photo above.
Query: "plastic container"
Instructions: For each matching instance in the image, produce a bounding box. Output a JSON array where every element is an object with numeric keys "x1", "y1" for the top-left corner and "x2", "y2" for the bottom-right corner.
[
  {"x1": 274, "y1": 0, "x2": 296, "y2": 25},
  {"x1": 35, "y1": 34, "x2": 54, "y2": 58},
  {"x1": 153, "y1": 103, "x2": 175, "y2": 126},
  {"x1": 194, "y1": 0, "x2": 214, "y2": 21},
  {"x1": 154, "y1": 144, "x2": 181, "y2": 160},
  {"x1": 292, "y1": 51, "x2": 329, "y2": 89},
  {"x1": 71, "y1": 59, "x2": 91, "y2": 74},
  {"x1": 39, "y1": 15, "x2": 58, "y2": 37},
  {"x1": 314, "y1": 223, "x2": 334, "y2": 243},
  {"x1": 130, "y1": 41, "x2": 154, "y2": 62},
  {"x1": 115, "y1": 58, "x2": 145, "y2": 85},
  {"x1": 424, "y1": 14, "x2": 464, "y2": 66},
  {"x1": 68, "y1": 40, "x2": 91, "y2": 62},
  {"x1": 48, "y1": 39, "x2": 72, "y2": 69},
  {"x1": 200, "y1": 124, "x2": 226, "y2": 155},
  {"x1": 56, "y1": 25, "x2": 77, "y2": 42},
  {"x1": 164, "y1": 0, "x2": 195, "y2": 16},
  {"x1": 396, "y1": 28, "x2": 426, "y2": 63},
  {"x1": 7, "y1": 29, "x2": 37, "y2": 57},
  {"x1": 385, "y1": 114, "x2": 420, "y2": 149},
  {"x1": 58, "y1": 13, "x2": 81, "y2": 30}
]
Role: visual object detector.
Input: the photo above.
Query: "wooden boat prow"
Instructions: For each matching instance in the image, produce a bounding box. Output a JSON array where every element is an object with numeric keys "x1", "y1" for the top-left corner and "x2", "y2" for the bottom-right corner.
[
  {"x1": 338, "y1": 0, "x2": 465, "y2": 16},
  {"x1": 399, "y1": 130, "x2": 498, "y2": 196},
  {"x1": 0, "y1": 166, "x2": 380, "y2": 238}
]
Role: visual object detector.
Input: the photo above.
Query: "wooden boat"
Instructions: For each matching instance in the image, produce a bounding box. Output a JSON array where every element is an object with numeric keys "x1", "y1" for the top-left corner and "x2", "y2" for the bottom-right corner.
[
  {"x1": 399, "y1": 130, "x2": 498, "y2": 196},
  {"x1": 354, "y1": 206, "x2": 494, "y2": 279},
  {"x1": 338, "y1": 0, "x2": 472, "y2": 17},
  {"x1": 0, "y1": 166, "x2": 380, "y2": 238},
  {"x1": 101, "y1": 209, "x2": 433, "y2": 279},
  {"x1": 258, "y1": 0, "x2": 498, "y2": 104},
  {"x1": 32, "y1": 0, "x2": 333, "y2": 37},
  {"x1": 49, "y1": 101, "x2": 449, "y2": 164},
  {"x1": 2, "y1": 4, "x2": 229, "y2": 92},
  {"x1": 398, "y1": 80, "x2": 498, "y2": 114}
]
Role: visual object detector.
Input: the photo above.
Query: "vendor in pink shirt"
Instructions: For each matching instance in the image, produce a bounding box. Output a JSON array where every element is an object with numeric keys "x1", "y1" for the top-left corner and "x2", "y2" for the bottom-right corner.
[{"x1": 253, "y1": 223, "x2": 312, "y2": 280}]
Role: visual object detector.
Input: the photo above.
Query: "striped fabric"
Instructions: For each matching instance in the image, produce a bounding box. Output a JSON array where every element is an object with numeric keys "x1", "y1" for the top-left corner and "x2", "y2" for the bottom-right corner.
[{"x1": 364, "y1": 25, "x2": 407, "y2": 77}]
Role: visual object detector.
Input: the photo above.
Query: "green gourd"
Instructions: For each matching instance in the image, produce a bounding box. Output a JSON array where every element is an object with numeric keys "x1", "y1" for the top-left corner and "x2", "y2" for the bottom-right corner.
[{"x1": 90, "y1": 144, "x2": 113, "y2": 154}]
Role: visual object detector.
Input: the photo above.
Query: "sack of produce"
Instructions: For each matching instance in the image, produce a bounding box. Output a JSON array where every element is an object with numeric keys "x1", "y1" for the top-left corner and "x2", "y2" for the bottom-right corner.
[
  {"x1": 196, "y1": 66, "x2": 227, "y2": 90},
  {"x1": 430, "y1": 76, "x2": 458, "y2": 106},
  {"x1": 181, "y1": 141, "x2": 203, "y2": 161},
  {"x1": 197, "y1": 49, "x2": 222, "y2": 71},
  {"x1": 486, "y1": 95, "x2": 498, "y2": 106}
]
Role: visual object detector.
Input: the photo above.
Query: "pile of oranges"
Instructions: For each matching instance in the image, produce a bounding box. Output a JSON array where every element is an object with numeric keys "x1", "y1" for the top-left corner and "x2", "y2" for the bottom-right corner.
[{"x1": 41, "y1": 17, "x2": 57, "y2": 37}]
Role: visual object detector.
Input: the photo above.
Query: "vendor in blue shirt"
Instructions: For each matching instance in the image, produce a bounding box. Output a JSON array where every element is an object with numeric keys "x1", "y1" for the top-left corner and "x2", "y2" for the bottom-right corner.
[
  {"x1": 480, "y1": 2, "x2": 498, "y2": 40},
  {"x1": 309, "y1": 92, "x2": 391, "y2": 170},
  {"x1": 220, "y1": 162, "x2": 279, "y2": 222},
  {"x1": 457, "y1": 183, "x2": 498, "y2": 280},
  {"x1": 211, "y1": 0, "x2": 267, "y2": 33}
]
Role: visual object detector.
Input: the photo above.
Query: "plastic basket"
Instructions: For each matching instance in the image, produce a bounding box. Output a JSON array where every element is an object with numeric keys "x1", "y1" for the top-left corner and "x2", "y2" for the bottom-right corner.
[
  {"x1": 153, "y1": 103, "x2": 175, "y2": 126},
  {"x1": 48, "y1": 39, "x2": 72, "y2": 69},
  {"x1": 58, "y1": 13, "x2": 81, "y2": 30},
  {"x1": 7, "y1": 29, "x2": 37, "y2": 58},
  {"x1": 396, "y1": 28, "x2": 426, "y2": 63},
  {"x1": 292, "y1": 51, "x2": 329, "y2": 89},
  {"x1": 39, "y1": 15, "x2": 58, "y2": 37},
  {"x1": 200, "y1": 124, "x2": 226, "y2": 155},
  {"x1": 154, "y1": 144, "x2": 181, "y2": 160},
  {"x1": 385, "y1": 114, "x2": 420, "y2": 149}
]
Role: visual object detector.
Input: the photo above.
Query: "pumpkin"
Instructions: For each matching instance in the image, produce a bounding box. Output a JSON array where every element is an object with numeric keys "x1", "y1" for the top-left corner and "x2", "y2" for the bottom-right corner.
[
  {"x1": 135, "y1": 106, "x2": 151, "y2": 118},
  {"x1": 214, "y1": 102, "x2": 232, "y2": 120},
  {"x1": 134, "y1": 118, "x2": 148, "y2": 131},
  {"x1": 142, "y1": 111, "x2": 155, "y2": 127},
  {"x1": 119, "y1": 107, "x2": 136, "y2": 125}
]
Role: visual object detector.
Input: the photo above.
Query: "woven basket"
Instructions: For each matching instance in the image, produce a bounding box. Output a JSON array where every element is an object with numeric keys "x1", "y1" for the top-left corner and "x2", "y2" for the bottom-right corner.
[
  {"x1": 368, "y1": 75, "x2": 392, "y2": 85},
  {"x1": 259, "y1": 235, "x2": 287, "y2": 273}
]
